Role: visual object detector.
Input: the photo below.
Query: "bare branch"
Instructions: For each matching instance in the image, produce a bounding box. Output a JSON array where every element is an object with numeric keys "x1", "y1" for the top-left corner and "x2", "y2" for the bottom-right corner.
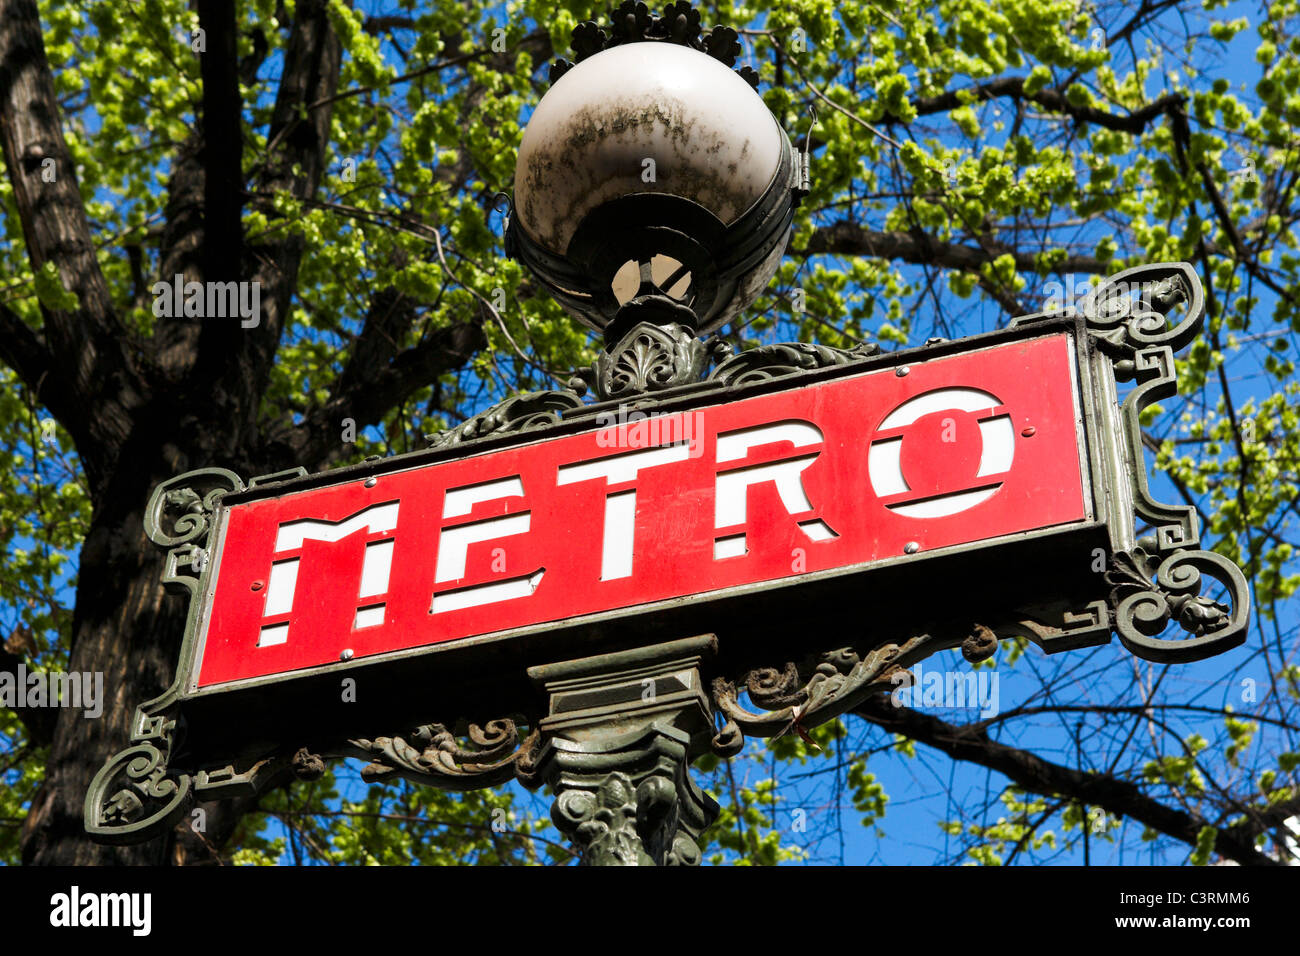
[
  {"x1": 263, "y1": 318, "x2": 486, "y2": 470},
  {"x1": 803, "y1": 221, "x2": 1111, "y2": 279},
  {"x1": 0, "y1": 0, "x2": 146, "y2": 489},
  {"x1": 855, "y1": 696, "x2": 1284, "y2": 865},
  {"x1": 902, "y1": 77, "x2": 1187, "y2": 136}
]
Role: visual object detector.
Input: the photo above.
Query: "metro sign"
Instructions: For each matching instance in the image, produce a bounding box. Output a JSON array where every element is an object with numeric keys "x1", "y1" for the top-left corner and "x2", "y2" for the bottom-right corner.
[
  {"x1": 90, "y1": 253, "x2": 1251, "y2": 851},
  {"x1": 192, "y1": 330, "x2": 1089, "y2": 690}
]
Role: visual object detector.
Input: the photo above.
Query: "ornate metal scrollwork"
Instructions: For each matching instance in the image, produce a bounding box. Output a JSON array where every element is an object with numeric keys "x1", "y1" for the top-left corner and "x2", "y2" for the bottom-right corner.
[
  {"x1": 144, "y1": 467, "x2": 246, "y2": 596},
  {"x1": 1106, "y1": 541, "x2": 1249, "y2": 663},
  {"x1": 1008, "y1": 262, "x2": 1248, "y2": 663},
  {"x1": 1076, "y1": 262, "x2": 1205, "y2": 550},
  {"x1": 994, "y1": 599, "x2": 1112, "y2": 655},
  {"x1": 996, "y1": 545, "x2": 1249, "y2": 664},
  {"x1": 1078, "y1": 261, "x2": 1206, "y2": 360},
  {"x1": 144, "y1": 467, "x2": 245, "y2": 549},
  {"x1": 1078, "y1": 266, "x2": 1250, "y2": 659},
  {"x1": 549, "y1": 1, "x2": 760, "y2": 88},
  {"x1": 707, "y1": 340, "x2": 880, "y2": 388},
  {"x1": 425, "y1": 390, "x2": 585, "y2": 449},
  {"x1": 710, "y1": 633, "x2": 947, "y2": 755},
  {"x1": 577, "y1": 321, "x2": 714, "y2": 401},
  {"x1": 88, "y1": 468, "x2": 251, "y2": 844},
  {"x1": 84, "y1": 710, "x2": 193, "y2": 845},
  {"x1": 518, "y1": 723, "x2": 716, "y2": 866},
  {"x1": 349, "y1": 719, "x2": 539, "y2": 790},
  {"x1": 147, "y1": 465, "x2": 241, "y2": 602}
]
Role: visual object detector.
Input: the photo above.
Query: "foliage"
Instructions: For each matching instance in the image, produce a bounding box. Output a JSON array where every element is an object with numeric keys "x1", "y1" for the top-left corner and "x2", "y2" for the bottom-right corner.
[{"x1": 2, "y1": 0, "x2": 1299, "y2": 864}]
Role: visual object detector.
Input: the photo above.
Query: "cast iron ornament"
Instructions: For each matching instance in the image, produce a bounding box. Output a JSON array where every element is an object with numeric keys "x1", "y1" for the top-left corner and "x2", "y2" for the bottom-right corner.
[
  {"x1": 83, "y1": 4, "x2": 1250, "y2": 867},
  {"x1": 548, "y1": 0, "x2": 761, "y2": 88},
  {"x1": 505, "y1": 2, "x2": 808, "y2": 339},
  {"x1": 85, "y1": 261, "x2": 1252, "y2": 857}
]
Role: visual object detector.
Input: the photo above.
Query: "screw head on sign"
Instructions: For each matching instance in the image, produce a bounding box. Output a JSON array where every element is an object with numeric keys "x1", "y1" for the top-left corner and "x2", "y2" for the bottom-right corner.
[
  {"x1": 250, "y1": 580, "x2": 264, "y2": 591},
  {"x1": 364, "y1": 477, "x2": 377, "y2": 488},
  {"x1": 1021, "y1": 426, "x2": 1036, "y2": 437},
  {"x1": 904, "y1": 541, "x2": 920, "y2": 554},
  {"x1": 896, "y1": 366, "x2": 910, "y2": 377},
  {"x1": 339, "y1": 649, "x2": 354, "y2": 661}
]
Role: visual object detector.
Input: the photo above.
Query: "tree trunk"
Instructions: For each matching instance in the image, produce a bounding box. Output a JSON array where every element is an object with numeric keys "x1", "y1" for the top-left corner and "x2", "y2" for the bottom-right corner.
[
  {"x1": 6, "y1": 0, "x2": 345, "y2": 865},
  {"x1": 22, "y1": 485, "x2": 185, "y2": 864}
]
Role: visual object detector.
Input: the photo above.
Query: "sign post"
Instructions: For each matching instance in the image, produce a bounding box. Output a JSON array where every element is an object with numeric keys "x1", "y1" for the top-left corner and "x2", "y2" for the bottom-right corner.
[{"x1": 86, "y1": 5, "x2": 1250, "y2": 865}]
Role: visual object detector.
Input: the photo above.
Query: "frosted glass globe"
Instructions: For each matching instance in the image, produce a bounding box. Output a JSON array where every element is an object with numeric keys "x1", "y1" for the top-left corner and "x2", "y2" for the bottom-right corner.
[{"x1": 514, "y1": 43, "x2": 784, "y2": 254}]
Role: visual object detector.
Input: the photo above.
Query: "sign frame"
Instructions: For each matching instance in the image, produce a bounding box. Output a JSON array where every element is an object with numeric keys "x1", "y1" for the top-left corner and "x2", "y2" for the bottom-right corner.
[{"x1": 86, "y1": 262, "x2": 1250, "y2": 844}]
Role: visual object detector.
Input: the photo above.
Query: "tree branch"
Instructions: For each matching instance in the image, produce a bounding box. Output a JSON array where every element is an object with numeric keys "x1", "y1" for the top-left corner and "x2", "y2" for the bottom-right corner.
[
  {"x1": 0, "y1": 0, "x2": 145, "y2": 491},
  {"x1": 263, "y1": 318, "x2": 487, "y2": 470},
  {"x1": 193, "y1": 0, "x2": 344, "y2": 447},
  {"x1": 803, "y1": 222, "x2": 1111, "y2": 280},
  {"x1": 0, "y1": 300, "x2": 54, "y2": 402},
  {"x1": 198, "y1": 0, "x2": 244, "y2": 285},
  {"x1": 900, "y1": 77, "x2": 1186, "y2": 135},
  {"x1": 855, "y1": 696, "x2": 1283, "y2": 865},
  {"x1": 0, "y1": 645, "x2": 56, "y2": 747}
]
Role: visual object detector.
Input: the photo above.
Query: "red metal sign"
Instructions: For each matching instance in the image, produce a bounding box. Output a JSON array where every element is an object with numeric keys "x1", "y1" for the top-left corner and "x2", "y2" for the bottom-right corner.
[{"x1": 196, "y1": 332, "x2": 1088, "y2": 688}]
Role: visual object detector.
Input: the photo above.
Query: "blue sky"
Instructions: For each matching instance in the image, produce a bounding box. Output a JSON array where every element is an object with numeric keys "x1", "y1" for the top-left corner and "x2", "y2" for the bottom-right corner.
[{"x1": 4, "y1": 0, "x2": 1297, "y2": 865}]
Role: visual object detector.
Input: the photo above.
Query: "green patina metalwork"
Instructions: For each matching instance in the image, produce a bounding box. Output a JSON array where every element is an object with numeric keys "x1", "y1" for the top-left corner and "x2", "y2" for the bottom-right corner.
[
  {"x1": 79, "y1": 1, "x2": 1250, "y2": 867},
  {"x1": 83, "y1": 261, "x2": 1251, "y2": 861}
]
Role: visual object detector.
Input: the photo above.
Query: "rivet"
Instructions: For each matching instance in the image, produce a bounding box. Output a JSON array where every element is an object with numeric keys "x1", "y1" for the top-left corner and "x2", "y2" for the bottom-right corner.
[
  {"x1": 904, "y1": 541, "x2": 920, "y2": 554},
  {"x1": 1021, "y1": 426, "x2": 1036, "y2": 437},
  {"x1": 339, "y1": 649, "x2": 354, "y2": 661},
  {"x1": 364, "y1": 477, "x2": 377, "y2": 488},
  {"x1": 250, "y1": 580, "x2": 264, "y2": 591},
  {"x1": 896, "y1": 366, "x2": 910, "y2": 377}
]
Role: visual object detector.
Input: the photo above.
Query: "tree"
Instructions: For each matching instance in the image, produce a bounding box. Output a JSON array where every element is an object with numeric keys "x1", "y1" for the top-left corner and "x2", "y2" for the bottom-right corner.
[{"x1": 1, "y1": 0, "x2": 1297, "y2": 865}]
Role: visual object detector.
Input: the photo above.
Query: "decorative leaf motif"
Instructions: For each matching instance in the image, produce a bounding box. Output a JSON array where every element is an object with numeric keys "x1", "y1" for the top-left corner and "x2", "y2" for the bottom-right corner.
[
  {"x1": 144, "y1": 469, "x2": 245, "y2": 548},
  {"x1": 608, "y1": 0, "x2": 653, "y2": 44},
  {"x1": 708, "y1": 340, "x2": 880, "y2": 387},
  {"x1": 1108, "y1": 547, "x2": 1248, "y2": 662},
  {"x1": 712, "y1": 634, "x2": 945, "y2": 752},
  {"x1": 570, "y1": 20, "x2": 608, "y2": 61},
  {"x1": 548, "y1": 0, "x2": 755, "y2": 86},
  {"x1": 659, "y1": 1, "x2": 702, "y2": 45},
  {"x1": 594, "y1": 321, "x2": 709, "y2": 399},
  {"x1": 425, "y1": 390, "x2": 585, "y2": 448},
  {"x1": 554, "y1": 772, "x2": 649, "y2": 865},
  {"x1": 1079, "y1": 262, "x2": 1205, "y2": 357},
  {"x1": 613, "y1": 331, "x2": 677, "y2": 391},
  {"x1": 102, "y1": 789, "x2": 143, "y2": 825},
  {"x1": 703, "y1": 25, "x2": 742, "y2": 65},
  {"x1": 349, "y1": 720, "x2": 534, "y2": 788}
]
